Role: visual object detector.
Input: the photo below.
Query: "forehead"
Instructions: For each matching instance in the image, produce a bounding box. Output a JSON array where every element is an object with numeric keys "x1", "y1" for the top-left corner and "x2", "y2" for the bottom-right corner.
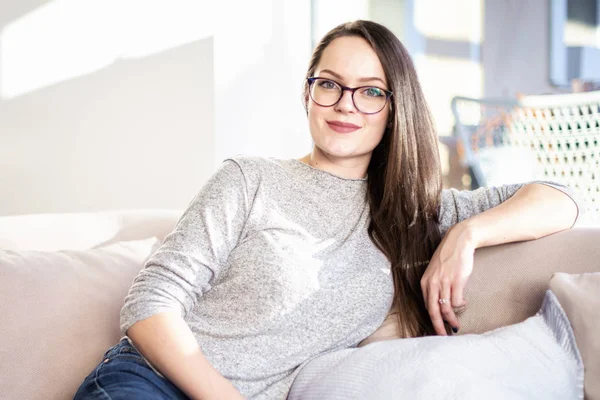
[{"x1": 315, "y1": 36, "x2": 387, "y2": 86}]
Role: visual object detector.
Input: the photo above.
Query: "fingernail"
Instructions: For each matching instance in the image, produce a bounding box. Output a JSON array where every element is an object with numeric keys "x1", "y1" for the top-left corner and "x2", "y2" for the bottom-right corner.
[{"x1": 452, "y1": 327, "x2": 459, "y2": 333}]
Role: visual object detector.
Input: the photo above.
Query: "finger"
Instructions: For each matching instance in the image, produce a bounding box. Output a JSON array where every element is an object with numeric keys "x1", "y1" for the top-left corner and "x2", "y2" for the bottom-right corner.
[
  {"x1": 427, "y1": 281, "x2": 447, "y2": 336},
  {"x1": 451, "y1": 278, "x2": 468, "y2": 308},
  {"x1": 439, "y1": 279, "x2": 459, "y2": 333}
]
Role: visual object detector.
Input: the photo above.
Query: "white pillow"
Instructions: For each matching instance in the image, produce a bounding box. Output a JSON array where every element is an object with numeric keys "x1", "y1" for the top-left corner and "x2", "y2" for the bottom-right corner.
[
  {"x1": 289, "y1": 290, "x2": 584, "y2": 400},
  {"x1": 0, "y1": 238, "x2": 160, "y2": 400}
]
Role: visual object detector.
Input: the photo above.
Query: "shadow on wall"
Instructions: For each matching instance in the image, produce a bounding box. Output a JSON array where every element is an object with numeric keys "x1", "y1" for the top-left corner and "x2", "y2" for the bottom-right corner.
[{"x1": 0, "y1": 2, "x2": 215, "y2": 216}]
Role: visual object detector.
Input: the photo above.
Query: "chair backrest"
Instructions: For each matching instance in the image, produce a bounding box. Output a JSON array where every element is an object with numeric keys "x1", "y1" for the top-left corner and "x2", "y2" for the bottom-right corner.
[{"x1": 451, "y1": 91, "x2": 600, "y2": 223}]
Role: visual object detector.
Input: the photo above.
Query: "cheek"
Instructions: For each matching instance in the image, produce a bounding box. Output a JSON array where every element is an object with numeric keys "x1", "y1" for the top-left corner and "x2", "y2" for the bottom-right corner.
[
  {"x1": 307, "y1": 104, "x2": 325, "y2": 131},
  {"x1": 366, "y1": 112, "x2": 389, "y2": 138},
  {"x1": 307, "y1": 101, "x2": 321, "y2": 116}
]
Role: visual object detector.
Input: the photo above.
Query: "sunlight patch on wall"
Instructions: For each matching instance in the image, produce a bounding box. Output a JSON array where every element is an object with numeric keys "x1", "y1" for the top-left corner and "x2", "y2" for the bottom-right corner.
[
  {"x1": 212, "y1": 0, "x2": 273, "y2": 93},
  {"x1": 414, "y1": 0, "x2": 483, "y2": 43},
  {"x1": 0, "y1": 0, "x2": 214, "y2": 99}
]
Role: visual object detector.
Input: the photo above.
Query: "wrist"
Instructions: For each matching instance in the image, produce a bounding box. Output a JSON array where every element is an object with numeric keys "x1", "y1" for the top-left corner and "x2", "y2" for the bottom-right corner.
[{"x1": 451, "y1": 219, "x2": 480, "y2": 250}]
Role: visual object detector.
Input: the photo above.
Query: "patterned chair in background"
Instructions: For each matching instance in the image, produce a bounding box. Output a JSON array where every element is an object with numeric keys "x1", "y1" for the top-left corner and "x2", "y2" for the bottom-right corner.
[{"x1": 451, "y1": 90, "x2": 600, "y2": 225}]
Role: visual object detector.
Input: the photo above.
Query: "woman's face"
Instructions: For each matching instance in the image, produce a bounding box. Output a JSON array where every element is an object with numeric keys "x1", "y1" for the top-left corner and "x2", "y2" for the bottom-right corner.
[{"x1": 307, "y1": 36, "x2": 390, "y2": 163}]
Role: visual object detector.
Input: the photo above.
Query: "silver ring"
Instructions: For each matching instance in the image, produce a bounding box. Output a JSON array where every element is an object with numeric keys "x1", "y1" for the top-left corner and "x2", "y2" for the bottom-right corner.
[{"x1": 438, "y1": 298, "x2": 450, "y2": 305}]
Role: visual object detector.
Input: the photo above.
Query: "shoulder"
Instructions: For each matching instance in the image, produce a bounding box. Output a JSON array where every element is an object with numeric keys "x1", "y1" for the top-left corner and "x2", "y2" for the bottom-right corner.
[
  {"x1": 225, "y1": 155, "x2": 276, "y2": 171},
  {"x1": 223, "y1": 155, "x2": 276, "y2": 175},
  {"x1": 221, "y1": 155, "x2": 292, "y2": 186},
  {"x1": 225, "y1": 155, "x2": 295, "y2": 174}
]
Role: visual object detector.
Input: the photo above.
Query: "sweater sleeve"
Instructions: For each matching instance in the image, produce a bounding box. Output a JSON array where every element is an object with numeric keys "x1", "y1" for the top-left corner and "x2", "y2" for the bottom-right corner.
[
  {"x1": 120, "y1": 159, "x2": 250, "y2": 335},
  {"x1": 438, "y1": 181, "x2": 581, "y2": 238}
]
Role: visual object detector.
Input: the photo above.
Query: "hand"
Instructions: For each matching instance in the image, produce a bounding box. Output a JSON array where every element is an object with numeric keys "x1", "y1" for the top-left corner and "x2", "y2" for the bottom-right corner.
[{"x1": 421, "y1": 222, "x2": 475, "y2": 335}]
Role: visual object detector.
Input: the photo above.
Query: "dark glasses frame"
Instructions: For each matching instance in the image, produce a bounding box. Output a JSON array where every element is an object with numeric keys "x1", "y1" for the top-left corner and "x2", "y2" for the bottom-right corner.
[{"x1": 307, "y1": 77, "x2": 393, "y2": 115}]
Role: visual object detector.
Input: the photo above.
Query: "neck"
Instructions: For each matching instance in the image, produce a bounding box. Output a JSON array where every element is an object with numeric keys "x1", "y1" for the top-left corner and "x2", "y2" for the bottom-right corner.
[{"x1": 299, "y1": 148, "x2": 370, "y2": 180}]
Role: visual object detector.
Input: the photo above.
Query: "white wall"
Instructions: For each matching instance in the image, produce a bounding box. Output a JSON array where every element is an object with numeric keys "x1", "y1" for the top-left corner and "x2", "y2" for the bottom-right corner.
[
  {"x1": 485, "y1": 0, "x2": 600, "y2": 95},
  {"x1": 213, "y1": 0, "x2": 312, "y2": 164},
  {"x1": 0, "y1": 0, "x2": 313, "y2": 216},
  {"x1": 483, "y1": 0, "x2": 562, "y2": 97}
]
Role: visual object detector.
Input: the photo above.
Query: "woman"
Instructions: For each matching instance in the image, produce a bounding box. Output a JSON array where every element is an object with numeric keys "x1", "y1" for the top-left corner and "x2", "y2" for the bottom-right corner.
[{"x1": 74, "y1": 20, "x2": 578, "y2": 399}]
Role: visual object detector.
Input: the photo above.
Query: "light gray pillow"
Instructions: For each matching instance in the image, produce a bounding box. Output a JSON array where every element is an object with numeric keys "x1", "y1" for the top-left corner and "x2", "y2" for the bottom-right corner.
[{"x1": 289, "y1": 290, "x2": 584, "y2": 400}]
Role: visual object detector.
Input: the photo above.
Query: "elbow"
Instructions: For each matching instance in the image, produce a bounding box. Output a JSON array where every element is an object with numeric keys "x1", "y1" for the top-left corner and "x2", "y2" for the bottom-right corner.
[
  {"x1": 558, "y1": 191, "x2": 580, "y2": 230},
  {"x1": 528, "y1": 183, "x2": 580, "y2": 231}
]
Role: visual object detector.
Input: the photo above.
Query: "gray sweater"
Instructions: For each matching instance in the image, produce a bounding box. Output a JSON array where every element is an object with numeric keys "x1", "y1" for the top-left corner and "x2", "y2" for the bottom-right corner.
[{"x1": 120, "y1": 156, "x2": 577, "y2": 399}]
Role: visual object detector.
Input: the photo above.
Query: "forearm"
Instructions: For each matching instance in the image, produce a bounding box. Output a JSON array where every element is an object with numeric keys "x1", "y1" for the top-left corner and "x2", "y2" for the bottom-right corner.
[
  {"x1": 127, "y1": 311, "x2": 245, "y2": 400},
  {"x1": 456, "y1": 183, "x2": 578, "y2": 249}
]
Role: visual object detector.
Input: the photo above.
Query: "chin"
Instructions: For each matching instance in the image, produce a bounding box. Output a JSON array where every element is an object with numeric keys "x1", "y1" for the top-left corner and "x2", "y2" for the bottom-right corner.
[{"x1": 317, "y1": 144, "x2": 363, "y2": 159}]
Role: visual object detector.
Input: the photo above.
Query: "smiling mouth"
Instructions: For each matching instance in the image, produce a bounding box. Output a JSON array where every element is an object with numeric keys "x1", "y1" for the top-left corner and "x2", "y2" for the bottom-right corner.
[{"x1": 326, "y1": 121, "x2": 361, "y2": 134}]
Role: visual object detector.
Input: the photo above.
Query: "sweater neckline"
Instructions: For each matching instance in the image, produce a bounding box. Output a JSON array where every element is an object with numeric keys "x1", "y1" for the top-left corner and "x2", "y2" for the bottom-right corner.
[{"x1": 289, "y1": 159, "x2": 368, "y2": 183}]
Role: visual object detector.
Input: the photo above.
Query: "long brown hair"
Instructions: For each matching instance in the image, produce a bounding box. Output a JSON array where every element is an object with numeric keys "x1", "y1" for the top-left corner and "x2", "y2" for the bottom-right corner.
[{"x1": 303, "y1": 20, "x2": 445, "y2": 337}]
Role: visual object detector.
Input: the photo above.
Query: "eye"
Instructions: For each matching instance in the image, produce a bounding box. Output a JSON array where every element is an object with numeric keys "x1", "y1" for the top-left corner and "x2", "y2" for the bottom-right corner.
[
  {"x1": 363, "y1": 87, "x2": 384, "y2": 97},
  {"x1": 318, "y1": 79, "x2": 337, "y2": 90}
]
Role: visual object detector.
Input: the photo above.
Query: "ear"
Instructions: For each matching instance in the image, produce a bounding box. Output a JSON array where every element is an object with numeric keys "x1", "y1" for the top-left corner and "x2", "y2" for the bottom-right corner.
[{"x1": 302, "y1": 92, "x2": 309, "y2": 115}]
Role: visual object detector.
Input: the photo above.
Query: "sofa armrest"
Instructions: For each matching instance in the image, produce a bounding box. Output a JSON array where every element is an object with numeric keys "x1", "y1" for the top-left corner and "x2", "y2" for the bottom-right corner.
[{"x1": 458, "y1": 227, "x2": 600, "y2": 334}]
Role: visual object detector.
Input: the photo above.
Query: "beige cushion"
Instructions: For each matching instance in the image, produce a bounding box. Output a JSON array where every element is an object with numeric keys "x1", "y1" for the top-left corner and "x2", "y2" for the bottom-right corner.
[
  {"x1": 550, "y1": 272, "x2": 600, "y2": 400},
  {"x1": 360, "y1": 227, "x2": 600, "y2": 346},
  {"x1": 0, "y1": 238, "x2": 160, "y2": 400},
  {"x1": 0, "y1": 209, "x2": 180, "y2": 251},
  {"x1": 459, "y1": 227, "x2": 600, "y2": 334}
]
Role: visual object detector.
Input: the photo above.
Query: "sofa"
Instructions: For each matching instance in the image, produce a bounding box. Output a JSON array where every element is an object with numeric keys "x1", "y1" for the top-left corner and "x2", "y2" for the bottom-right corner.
[{"x1": 0, "y1": 210, "x2": 599, "y2": 399}]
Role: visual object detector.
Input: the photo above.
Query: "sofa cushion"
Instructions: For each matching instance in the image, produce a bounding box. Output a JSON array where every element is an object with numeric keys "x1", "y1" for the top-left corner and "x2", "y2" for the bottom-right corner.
[
  {"x1": 0, "y1": 238, "x2": 160, "y2": 400},
  {"x1": 0, "y1": 210, "x2": 179, "y2": 251},
  {"x1": 550, "y1": 272, "x2": 600, "y2": 400},
  {"x1": 458, "y1": 227, "x2": 600, "y2": 334}
]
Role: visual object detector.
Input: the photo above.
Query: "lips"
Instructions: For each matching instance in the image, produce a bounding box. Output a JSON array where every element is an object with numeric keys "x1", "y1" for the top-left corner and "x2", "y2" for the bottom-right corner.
[{"x1": 326, "y1": 120, "x2": 361, "y2": 134}]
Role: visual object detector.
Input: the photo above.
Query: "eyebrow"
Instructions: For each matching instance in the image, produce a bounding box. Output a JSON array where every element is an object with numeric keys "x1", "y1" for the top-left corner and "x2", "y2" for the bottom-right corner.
[{"x1": 319, "y1": 69, "x2": 387, "y2": 86}]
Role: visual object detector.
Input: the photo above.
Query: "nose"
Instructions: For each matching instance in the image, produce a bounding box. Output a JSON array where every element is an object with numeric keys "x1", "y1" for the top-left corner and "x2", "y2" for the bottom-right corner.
[{"x1": 334, "y1": 89, "x2": 357, "y2": 113}]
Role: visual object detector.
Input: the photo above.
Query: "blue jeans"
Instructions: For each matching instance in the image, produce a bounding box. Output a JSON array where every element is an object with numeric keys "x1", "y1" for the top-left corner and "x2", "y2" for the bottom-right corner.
[{"x1": 74, "y1": 338, "x2": 190, "y2": 399}]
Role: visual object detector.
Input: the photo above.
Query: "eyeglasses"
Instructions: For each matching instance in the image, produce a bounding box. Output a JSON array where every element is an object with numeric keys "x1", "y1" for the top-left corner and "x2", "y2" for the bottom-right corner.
[{"x1": 307, "y1": 77, "x2": 393, "y2": 115}]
